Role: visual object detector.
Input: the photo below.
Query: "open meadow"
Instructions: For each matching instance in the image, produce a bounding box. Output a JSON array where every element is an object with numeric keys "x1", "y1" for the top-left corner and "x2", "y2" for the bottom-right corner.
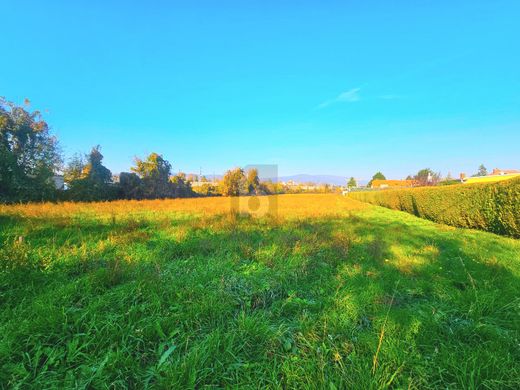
[{"x1": 1, "y1": 194, "x2": 519, "y2": 388}]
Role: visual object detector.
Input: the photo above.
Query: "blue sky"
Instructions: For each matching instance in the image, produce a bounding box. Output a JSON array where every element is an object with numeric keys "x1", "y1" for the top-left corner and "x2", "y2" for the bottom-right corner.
[{"x1": 2, "y1": 1, "x2": 519, "y2": 180}]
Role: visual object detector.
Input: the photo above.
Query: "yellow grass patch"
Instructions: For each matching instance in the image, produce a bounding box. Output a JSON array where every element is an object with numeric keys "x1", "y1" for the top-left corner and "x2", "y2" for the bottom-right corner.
[
  {"x1": 0, "y1": 194, "x2": 368, "y2": 220},
  {"x1": 464, "y1": 174, "x2": 520, "y2": 184},
  {"x1": 390, "y1": 243, "x2": 439, "y2": 274}
]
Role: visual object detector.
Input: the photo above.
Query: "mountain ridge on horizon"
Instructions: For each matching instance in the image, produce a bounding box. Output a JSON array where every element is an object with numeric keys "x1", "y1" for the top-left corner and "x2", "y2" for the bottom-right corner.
[{"x1": 185, "y1": 173, "x2": 368, "y2": 186}]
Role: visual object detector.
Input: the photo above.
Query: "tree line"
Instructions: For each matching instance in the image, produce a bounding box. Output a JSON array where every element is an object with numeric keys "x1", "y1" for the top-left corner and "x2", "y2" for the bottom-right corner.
[
  {"x1": 0, "y1": 98, "x2": 273, "y2": 202},
  {"x1": 62, "y1": 147, "x2": 195, "y2": 201},
  {"x1": 1, "y1": 98, "x2": 336, "y2": 203}
]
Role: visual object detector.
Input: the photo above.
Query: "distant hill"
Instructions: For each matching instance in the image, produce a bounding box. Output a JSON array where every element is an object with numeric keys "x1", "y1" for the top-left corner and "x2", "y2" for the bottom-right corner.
[
  {"x1": 188, "y1": 173, "x2": 368, "y2": 186},
  {"x1": 276, "y1": 175, "x2": 369, "y2": 186}
]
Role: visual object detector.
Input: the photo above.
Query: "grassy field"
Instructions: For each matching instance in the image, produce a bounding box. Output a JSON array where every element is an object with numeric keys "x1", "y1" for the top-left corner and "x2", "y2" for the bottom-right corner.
[{"x1": 1, "y1": 194, "x2": 519, "y2": 388}]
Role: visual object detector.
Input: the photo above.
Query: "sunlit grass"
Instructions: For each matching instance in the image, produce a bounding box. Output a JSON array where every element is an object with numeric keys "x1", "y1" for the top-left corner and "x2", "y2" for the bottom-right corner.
[
  {"x1": 1, "y1": 194, "x2": 519, "y2": 388},
  {"x1": 464, "y1": 174, "x2": 520, "y2": 184},
  {"x1": 0, "y1": 194, "x2": 366, "y2": 220}
]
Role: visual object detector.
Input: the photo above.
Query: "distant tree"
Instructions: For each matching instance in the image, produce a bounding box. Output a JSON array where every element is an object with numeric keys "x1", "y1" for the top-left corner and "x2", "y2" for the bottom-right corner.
[
  {"x1": 246, "y1": 168, "x2": 260, "y2": 194},
  {"x1": 193, "y1": 182, "x2": 219, "y2": 197},
  {"x1": 119, "y1": 172, "x2": 143, "y2": 199},
  {"x1": 368, "y1": 172, "x2": 386, "y2": 187},
  {"x1": 186, "y1": 174, "x2": 198, "y2": 182},
  {"x1": 261, "y1": 179, "x2": 283, "y2": 195},
  {"x1": 414, "y1": 168, "x2": 440, "y2": 186},
  {"x1": 171, "y1": 172, "x2": 194, "y2": 198},
  {"x1": 176, "y1": 172, "x2": 187, "y2": 181},
  {"x1": 221, "y1": 167, "x2": 246, "y2": 196},
  {"x1": 347, "y1": 177, "x2": 357, "y2": 189},
  {"x1": 474, "y1": 164, "x2": 488, "y2": 177},
  {"x1": 83, "y1": 146, "x2": 112, "y2": 185},
  {"x1": 63, "y1": 153, "x2": 86, "y2": 187},
  {"x1": 0, "y1": 97, "x2": 62, "y2": 201},
  {"x1": 67, "y1": 146, "x2": 115, "y2": 200},
  {"x1": 131, "y1": 152, "x2": 174, "y2": 199}
]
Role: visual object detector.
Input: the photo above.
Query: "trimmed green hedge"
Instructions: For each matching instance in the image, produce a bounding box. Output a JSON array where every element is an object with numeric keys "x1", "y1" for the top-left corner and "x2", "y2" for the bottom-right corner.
[{"x1": 350, "y1": 177, "x2": 520, "y2": 238}]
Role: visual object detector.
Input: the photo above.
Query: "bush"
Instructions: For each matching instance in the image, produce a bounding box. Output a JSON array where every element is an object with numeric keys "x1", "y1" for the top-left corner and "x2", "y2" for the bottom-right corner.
[{"x1": 350, "y1": 178, "x2": 520, "y2": 237}]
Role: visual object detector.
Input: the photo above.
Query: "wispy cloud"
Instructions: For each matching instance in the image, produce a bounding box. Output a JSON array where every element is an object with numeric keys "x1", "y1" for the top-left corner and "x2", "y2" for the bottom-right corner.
[
  {"x1": 336, "y1": 88, "x2": 361, "y2": 102},
  {"x1": 317, "y1": 88, "x2": 360, "y2": 109}
]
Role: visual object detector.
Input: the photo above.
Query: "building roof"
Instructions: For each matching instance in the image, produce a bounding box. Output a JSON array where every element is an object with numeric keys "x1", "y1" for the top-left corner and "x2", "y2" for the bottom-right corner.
[{"x1": 491, "y1": 168, "x2": 520, "y2": 175}]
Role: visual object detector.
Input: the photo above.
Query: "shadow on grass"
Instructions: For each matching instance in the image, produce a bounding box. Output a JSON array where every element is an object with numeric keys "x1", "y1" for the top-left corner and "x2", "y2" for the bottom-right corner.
[{"x1": 0, "y1": 211, "x2": 519, "y2": 388}]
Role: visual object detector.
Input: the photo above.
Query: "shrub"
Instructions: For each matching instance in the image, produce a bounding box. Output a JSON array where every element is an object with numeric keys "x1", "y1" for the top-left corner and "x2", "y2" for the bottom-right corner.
[{"x1": 350, "y1": 178, "x2": 520, "y2": 237}]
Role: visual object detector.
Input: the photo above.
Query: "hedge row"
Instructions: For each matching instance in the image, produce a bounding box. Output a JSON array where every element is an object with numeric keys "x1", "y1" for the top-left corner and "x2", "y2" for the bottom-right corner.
[{"x1": 350, "y1": 177, "x2": 520, "y2": 238}]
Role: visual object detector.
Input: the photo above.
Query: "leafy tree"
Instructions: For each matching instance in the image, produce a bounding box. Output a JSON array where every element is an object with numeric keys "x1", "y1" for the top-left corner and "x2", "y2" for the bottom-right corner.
[
  {"x1": 221, "y1": 168, "x2": 246, "y2": 196},
  {"x1": 368, "y1": 172, "x2": 386, "y2": 187},
  {"x1": 63, "y1": 153, "x2": 86, "y2": 187},
  {"x1": 258, "y1": 179, "x2": 281, "y2": 195},
  {"x1": 372, "y1": 172, "x2": 386, "y2": 180},
  {"x1": 119, "y1": 172, "x2": 143, "y2": 199},
  {"x1": 0, "y1": 97, "x2": 62, "y2": 201},
  {"x1": 83, "y1": 146, "x2": 112, "y2": 184},
  {"x1": 67, "y1": 146, "x2": 115, "y2": 200},
  {"x1": 186, "y1": 174, "x2": 199, "y2": 182},
  {"x1": 193, "y1": 182, "x2": 219, "y2": 197},
  {"x1": 132, "y1": 153, "x2": 174, "y2": 198},
  {"x1": 414, "y1": 168, "x2": 440, "y2": 186},
  {"x1": 474, "y1": 164, "x2": 488, "y2": 177},
  {"x1": 347, "y1": 177, "x2": 357, "y2": 189},
  {"x1": 246, "y1": 168, "x2": 260, "y2": 194},
  {"x1": 171, "y1": 172, "x2": 194, "y2": 198}
]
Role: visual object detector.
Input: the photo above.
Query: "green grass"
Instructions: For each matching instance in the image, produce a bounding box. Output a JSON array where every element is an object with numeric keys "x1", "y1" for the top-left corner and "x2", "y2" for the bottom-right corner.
[
  {"x1": 350, "y1": 177, "x2": 520, "y2": 238},
  {"x1": 1, "y1": 197, "x2": 519, "y2": 388}
]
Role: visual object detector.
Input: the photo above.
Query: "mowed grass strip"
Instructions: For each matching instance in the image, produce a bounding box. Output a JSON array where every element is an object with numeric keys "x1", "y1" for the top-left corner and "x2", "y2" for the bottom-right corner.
[{"x1": 1, "y1": 194, "x2": 519, "y2": 388}]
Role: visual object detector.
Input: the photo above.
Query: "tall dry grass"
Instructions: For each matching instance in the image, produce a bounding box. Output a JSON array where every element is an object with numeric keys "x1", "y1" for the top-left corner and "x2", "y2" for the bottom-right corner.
[{"x1": 0, "y1": 194, "x2": 367, "y2": 221}]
